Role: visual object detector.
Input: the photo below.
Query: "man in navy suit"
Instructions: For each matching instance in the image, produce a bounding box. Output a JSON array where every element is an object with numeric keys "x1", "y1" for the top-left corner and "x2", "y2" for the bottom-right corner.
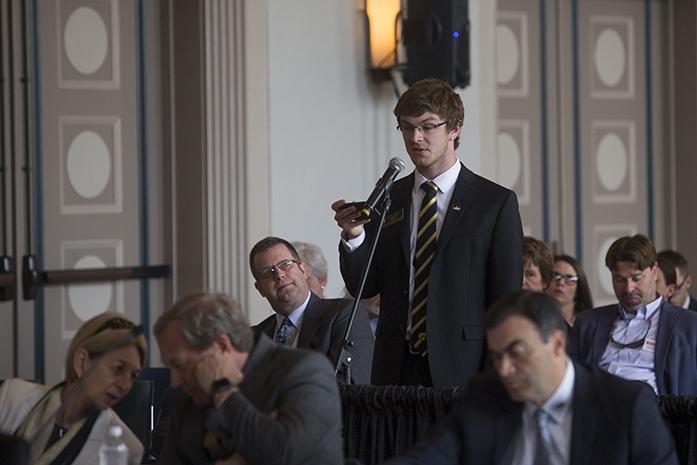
[
  {"x1": 384, "y1": 291, "x2": 678, "y2": 465},
  {"x1": 657, "y1": 249, "x2": 697, "y2": 311},
  {"x1": 332, "y1": 79, "x2": 523, "y2": 387},
  {"x1": 570, "y1": 235, "x2": 697, "y2": 395},
  {"x1": 250, "y1": 236, "x2": 374, "y2": 384}
]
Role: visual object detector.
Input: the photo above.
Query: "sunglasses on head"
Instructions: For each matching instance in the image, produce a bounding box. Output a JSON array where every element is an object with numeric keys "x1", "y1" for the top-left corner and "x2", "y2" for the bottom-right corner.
[{"x1": 95, "y1": 317, "x2": 136, "y2": 335}]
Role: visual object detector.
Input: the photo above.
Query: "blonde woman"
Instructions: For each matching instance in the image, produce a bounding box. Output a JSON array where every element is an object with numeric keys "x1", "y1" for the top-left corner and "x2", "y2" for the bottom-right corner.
[{"x1": 0, "y1": 312, "x2": 147, "y2": 465}]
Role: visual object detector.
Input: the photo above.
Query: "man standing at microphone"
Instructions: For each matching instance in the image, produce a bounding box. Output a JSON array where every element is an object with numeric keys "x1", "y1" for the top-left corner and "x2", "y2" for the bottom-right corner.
[{"x1": 332, "y1": 78, "x2": 523, "y2": 387}]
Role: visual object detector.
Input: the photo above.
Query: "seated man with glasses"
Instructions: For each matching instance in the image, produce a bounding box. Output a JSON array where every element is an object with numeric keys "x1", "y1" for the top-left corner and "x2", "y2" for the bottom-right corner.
[
  {"x1": 569, "y1": 234, "x2": 697, "y2": 395},
  {"x1": 249, "y1": 236, "x2": 374, "y2": 384}
]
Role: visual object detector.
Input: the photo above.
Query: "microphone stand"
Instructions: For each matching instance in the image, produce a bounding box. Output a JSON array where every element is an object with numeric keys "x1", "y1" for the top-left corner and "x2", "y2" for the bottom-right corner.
[{"x1": 335, "y1": 191, "x2": 392, "y2": 384}]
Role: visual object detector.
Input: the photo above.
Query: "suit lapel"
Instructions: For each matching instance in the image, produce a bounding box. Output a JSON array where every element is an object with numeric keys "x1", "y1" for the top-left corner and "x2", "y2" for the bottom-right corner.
[
  {"x1": 257, "y1": 315, "x2": 276, "y2": 339},
  {"x1": 436, "y1": 164, "x2": 476, "y2": 255},
  {"x1": 569, "y1": 363, "x2": 598, "y2": 465},
  {"x1": 654, "y1": 303, "x2": 678, "y2": 394},
  {"x1": 297, "y1": 293, "x2": 322, "y2": 348},
  {"x1": 387, "y1": 173, "x2": 413, "y2": 268},
  {"x1": 591, "y1": 308, "x2": 616, "y2": 363},
  {"x1": 493, "y1": 395, "x2": 522, "y2": 465}
]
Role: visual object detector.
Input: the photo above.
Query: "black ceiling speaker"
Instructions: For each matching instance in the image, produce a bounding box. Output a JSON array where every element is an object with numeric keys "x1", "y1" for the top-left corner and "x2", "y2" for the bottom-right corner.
[{"x1": 402, "y1": 0, "x2": 471, "y2": 88}]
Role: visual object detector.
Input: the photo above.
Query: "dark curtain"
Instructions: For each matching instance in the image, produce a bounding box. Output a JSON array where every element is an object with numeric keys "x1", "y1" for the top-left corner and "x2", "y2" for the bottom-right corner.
[
  {"x1": 660, "y1": 396, "x2": 697, "y2": 465},
  {"x1": 341, "y1": 388, "x2": 697, "y2": 465},
  {"x1": 340, "y1": 384, "x2": 465, "y2": 465}
]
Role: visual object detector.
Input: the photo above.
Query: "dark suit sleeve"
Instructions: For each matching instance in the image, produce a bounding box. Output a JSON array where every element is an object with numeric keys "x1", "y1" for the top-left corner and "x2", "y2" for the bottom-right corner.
[
  {"x1": 330, "y1": 301, "x2": 375, "y2": 385},
  {"x1": 484, "y1": 190, "x2": 523, "y2": 308},
  {"x1": 206, "y1": 352, "x2": 342, "y2": 465},
  {"x1": 154, "y1": 412, "x2": 205, "y2": 465},
  {"x1": 154, "y1": 425, "x2": 187, "y2": 465},
  {"x1": 629, "y1": 383, "x2": 678, "y2": 465},
  {"x1": 338, "y1": 226, "x2": 380, "y2": 299}
]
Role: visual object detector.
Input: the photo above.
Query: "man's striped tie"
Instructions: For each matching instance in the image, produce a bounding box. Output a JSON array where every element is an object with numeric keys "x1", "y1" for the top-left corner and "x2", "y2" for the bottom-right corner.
[{"x1": 410, "y1": 181, "x2": 439, "y2": 356}]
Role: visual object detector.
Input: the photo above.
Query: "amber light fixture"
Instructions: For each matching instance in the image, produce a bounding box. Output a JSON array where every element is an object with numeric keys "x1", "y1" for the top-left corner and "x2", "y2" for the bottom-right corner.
[{"x1": 366, "y1": 0, "x2": 401, "y2": 78}]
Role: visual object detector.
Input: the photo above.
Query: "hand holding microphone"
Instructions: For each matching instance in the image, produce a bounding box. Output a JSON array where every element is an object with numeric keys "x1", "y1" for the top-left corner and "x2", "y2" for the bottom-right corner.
[{"x1": 331, "y1": 157, "x2": 405, "y2": 239}]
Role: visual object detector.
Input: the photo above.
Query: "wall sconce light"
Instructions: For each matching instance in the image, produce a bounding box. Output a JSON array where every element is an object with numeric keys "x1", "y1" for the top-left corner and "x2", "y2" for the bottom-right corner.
[{"x1": 366, "y1": 0, "x2": 401, "y2": 80}]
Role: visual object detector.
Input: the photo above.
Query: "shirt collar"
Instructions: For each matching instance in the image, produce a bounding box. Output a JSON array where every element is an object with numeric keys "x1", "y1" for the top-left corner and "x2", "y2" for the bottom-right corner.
[
  {"x1": 413, "y1": 159, "x2": 461, "y2": 194},
  {"x1": 525, "y1": 358, "x2": 575, "y2": 424},
  {"x1": 618, "y1": 294, "x2": 663, "y2": 320},
  {"x1": 275, "y1": 291, "x2": 311, "y2": 329}
]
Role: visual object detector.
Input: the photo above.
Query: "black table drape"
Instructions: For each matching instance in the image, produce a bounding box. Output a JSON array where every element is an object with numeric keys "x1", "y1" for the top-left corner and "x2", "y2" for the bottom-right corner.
[
  {"x1": 341, "y1": 387, "x2": 697, "y2": 465},
  {"x1": 340, "y1": 384, "x2": 465, "y2": 465},
  {"x1": 660, "y1": 396, "x2": 697, "y2": 465}
]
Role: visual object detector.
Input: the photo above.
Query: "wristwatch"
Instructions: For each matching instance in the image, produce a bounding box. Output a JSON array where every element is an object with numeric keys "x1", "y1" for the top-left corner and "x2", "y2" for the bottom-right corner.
[{"x1": 211, "y1": 378, "x2": 232, "y2": 396}]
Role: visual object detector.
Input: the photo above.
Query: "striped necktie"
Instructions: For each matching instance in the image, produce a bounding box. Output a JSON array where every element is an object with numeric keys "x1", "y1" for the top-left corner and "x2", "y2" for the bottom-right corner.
[{"x1": 410, "y1": 181, "x2": 439, "y2": 356}]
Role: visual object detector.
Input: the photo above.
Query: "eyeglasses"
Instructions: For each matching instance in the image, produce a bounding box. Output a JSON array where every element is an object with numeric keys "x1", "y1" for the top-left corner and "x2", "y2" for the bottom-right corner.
[
  {"x1": 96, "y1": 317, "x2": 135, "y2": 334},
  {"x1": 609, "y1": 322, "x2": 651, "y2": 349},
  {"x1": 553, "y1": 272, "x2": 579, "y2": 284},
  {"x1": 674, "y1": 277, "x2": 688, "y2": 290},
  {"x1": 397, "y1": 121, "x2": 447, "y2": 134},
  {"x1": 257, "y1": 259, "x2": 300, "y2": 281}
]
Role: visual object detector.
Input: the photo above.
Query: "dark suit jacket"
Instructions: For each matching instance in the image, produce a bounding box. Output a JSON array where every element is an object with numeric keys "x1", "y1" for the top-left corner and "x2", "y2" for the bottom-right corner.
[
  {"x1": 155, "y1": 334, "x2": 343, "y2": 465},
  {"x1": 688, "y1": 294, "x2": 697, "y2": 311},
  {"x1": 252, "y1": 293, "x2": 375, "y2": 384},
  {"x1": 384, "y1": 362, "x2": 678, "y2": 465},
  {"x1": 569, "y1": 301, "x2": 697, "y2": 395},
  {"x1": 340, "y1": 164, "x2": 523, "y2": 386}
]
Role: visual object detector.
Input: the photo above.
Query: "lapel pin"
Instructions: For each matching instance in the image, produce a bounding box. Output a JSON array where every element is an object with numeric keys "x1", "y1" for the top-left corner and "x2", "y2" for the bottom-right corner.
[{"x1": 452, "y1": 205, "x2": 461, "y2": 211}]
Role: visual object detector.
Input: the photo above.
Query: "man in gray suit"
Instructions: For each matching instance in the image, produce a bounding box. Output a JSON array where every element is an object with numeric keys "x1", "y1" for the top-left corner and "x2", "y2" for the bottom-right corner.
[
  {"x1": 250, "y1": 236, "x2": 374, "y2": 384},
  {"x1": 154, "y1": 292, "x2": 342, "y2": 465}
]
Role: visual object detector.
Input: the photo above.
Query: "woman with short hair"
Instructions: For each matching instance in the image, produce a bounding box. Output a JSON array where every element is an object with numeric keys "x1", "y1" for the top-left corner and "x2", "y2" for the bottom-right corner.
[{"x1": 0, "y1": 312, "x2": 147, "y2": 465}]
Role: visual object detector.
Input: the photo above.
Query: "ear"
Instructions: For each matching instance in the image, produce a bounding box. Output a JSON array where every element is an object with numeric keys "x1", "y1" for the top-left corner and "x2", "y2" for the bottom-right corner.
[
  {"x1": 448, "y1": 122, "x2": 463, "y2": 142},
  {"x1": 550, "y1": 329, "x2": 567, "y2": 356},
  {"x1": 687, "y1": 274, "x2": 693, "y2": 290},
  {"x1": 298, "y1": 262, "x2": 308, "y2": 278},
  {"x1": 665, "y1": 284, "x2": 677, "y2": 299},
  {"x1": 72, "y1": 348, "x2": 91, "y2": 379},
  {"x1": 214, "y1": 334, "x2": 234, "y2": 353},
  {"x1": 254, "y1": 280, "x2": 265, "y2": 297}
]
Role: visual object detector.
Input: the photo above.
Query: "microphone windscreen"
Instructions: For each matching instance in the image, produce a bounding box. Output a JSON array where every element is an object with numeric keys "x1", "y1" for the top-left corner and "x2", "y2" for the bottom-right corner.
[{"x1": 389, "y1": 157, "x2": 406, "y2": 171}]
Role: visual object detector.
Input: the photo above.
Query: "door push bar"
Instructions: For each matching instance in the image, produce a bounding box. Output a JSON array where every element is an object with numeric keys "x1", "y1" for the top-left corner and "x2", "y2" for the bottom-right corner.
[{"x1": 21, "y1": 254, "x2": 170, "y2": 301}]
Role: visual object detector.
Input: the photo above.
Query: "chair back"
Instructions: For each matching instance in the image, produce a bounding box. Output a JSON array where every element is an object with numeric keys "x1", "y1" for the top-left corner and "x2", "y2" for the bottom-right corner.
[
  {"x1": 138, "y1": 367, "x2": 170, "y2": 425},
  {"x1": 113, "y1": 378, "x2": 154, "y2": 460},
  {"x1": 0, "y1": 433, "x2": 28, "y2": 465}
]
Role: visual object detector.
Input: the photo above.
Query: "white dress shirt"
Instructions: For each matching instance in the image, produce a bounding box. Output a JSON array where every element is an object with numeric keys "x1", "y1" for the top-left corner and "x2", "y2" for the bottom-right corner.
[
  {"x1": 513, "y1": 359, "x2": 575, "y2": 465},
  {"x1": 599, "y1": 295, "x2": 662, "y2": 394}
]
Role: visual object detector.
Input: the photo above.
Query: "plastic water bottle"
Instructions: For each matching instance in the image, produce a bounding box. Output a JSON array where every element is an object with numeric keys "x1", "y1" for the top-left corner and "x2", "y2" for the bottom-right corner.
[{"x1": 99, "y1": 425, "x2": 129, "y2": 465}]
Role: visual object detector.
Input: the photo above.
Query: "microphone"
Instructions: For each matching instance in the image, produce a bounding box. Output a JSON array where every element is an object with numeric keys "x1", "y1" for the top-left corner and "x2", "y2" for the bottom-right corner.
[{"x1": 360, "y1": 157, "x2": 406, "y2": 219}]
